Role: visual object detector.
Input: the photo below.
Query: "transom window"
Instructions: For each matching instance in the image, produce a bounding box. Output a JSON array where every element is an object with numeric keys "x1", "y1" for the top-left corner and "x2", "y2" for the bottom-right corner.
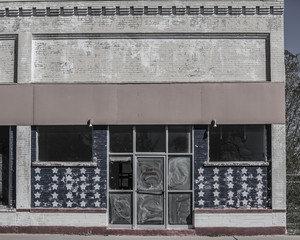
[
  {"x1": 209, "y1": 125, "x2": 266, "y2": 162},
  {"x1": 108, "y1": 125, "x2": 193, "y2": 228}
]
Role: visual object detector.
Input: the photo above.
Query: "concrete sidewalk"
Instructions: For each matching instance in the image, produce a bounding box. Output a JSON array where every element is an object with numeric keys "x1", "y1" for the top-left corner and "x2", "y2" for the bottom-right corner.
[{"x1": 0, "y1": 235, "x2": 299, "y2": 240}]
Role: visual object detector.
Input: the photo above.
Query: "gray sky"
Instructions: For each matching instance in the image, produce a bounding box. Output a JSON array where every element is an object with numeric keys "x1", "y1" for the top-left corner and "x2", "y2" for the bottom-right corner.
[{"x1": 285, "y1": 0, "x2": 300, "y2": 54}]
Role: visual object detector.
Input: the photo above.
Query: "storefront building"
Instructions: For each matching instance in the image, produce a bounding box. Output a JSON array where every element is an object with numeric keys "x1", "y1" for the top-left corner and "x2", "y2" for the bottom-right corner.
[{"x1": 0, "y1": 0, "x2": 286, "y2": 235}]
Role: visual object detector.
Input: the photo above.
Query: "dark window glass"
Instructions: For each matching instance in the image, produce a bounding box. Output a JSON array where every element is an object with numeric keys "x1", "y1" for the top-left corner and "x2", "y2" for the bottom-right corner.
[
  {"x1": 38, "y1": 126, "x2": 92, "y2": 162},
  {"x1": 109, "y1": 193, "x2": 132, "y2": 224},
  {"x1": 136, "y1": 126, "x2": 165, "y2": 152},
  {"x1": 209, "y1": 125, "x2": 265, "y2": 162},
  {"x1": 0, "y1": 127, "x2": 9, "y2": 205},
  {"x1": 168, "y1": 126, "x2": 191, "y2": 153},
  {"x1": 168, "y1": 193, "x2": 192, "y2": 225},
  {"x1": 109, "y1": 126, "x2": 133, "y2": 153},
  {"x1": 109, "y1": 156, "x2": 133, "y2": 190}
]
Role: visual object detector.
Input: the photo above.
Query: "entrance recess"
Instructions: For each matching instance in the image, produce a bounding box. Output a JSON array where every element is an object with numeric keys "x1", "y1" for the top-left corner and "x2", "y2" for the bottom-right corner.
[{"x1": 108, "y1": 126, "x2": 193, "y2": 229}]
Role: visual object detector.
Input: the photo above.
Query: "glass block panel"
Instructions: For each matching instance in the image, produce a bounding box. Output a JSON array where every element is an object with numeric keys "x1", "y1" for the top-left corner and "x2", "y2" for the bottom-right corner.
[
  {"x1": 109, "y1": 156, "x2": 133, "y2": 190},
  {"x1": 168, "y1": 157, "x2": 191, "y2": 190},
  {"x1": 137, "y1": 193, "x2": 164, "y2": 225},
  {"x1": 109, "y1": 193, "x2": 132, "y2": 224},
  {"x1": 209, "y1": 125, "x2": 265, "y2": 161},
  {"x1": 136, "y1": 126, "x2": 165, "y2": 152},
  {"x1": 137, "y1": 157, "x2": 164, "y2": 191},
  {"x1": 109, "y1": 126, "x2": 133, "y2": 153},
  {"x1": 168, "y1": 193, "x2": 192, "y2": 225},
  {"x1": 168, "y1": 126, "x2": 191, "y2": 153},
  {"x1": 38, "y1": 126, "x2": 92, "y2": 162}
]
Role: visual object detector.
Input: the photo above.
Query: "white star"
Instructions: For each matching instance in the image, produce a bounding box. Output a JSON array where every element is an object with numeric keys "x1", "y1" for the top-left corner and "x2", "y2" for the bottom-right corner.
[
  {"x1": 256, "y1": 175, "x2": 263, "y2": 181},
  {"x1": 66, "y1": 175, "x2": 72, "y2": 182},
  {"x1": 213, "y1": 168, "x2": 219, "y2": 174},
  {"x1": 198, "y1": 175, "x2": 204, "y2": 181},
  {"x1": 257, "y1": 198, "x2": 263, "y2": 205},
  {"x1": 95, "y1": 168, "x2": 100, "y2": 174},
  {"x1": 52, "y1": 168, "x2": 58, "y2": 174},
  {"x1": 198, "y1": 168, "x2": 204, "y2": 174},
  {"x1": 52, "y1": 183, "x2": 58, "y2": 190},
  {"x1": 242, "y1": 199, "x2": 248, "y2": 206},
  {"x1": 228, "y1": 182, "x2": 234, "y2": 188},
  {"x1": 198, "y1": 199, "x2": 204, "y2": 205},
  {"x1": 80, "y1": 200, "x2": 86, "y2": 207},
  {"x1": 257, "y1": 190, "x2": 263, "y2": 197},
  {"x1": 80, "y1": 183, "x2": 86, "y2": 190},
  {"x1": 213, "y1": 199, "x2": 220, "y2": 205},
  {"x1": 52, "y1": 201, "x2": 58, "y2": 207},
  {"x1": 66, "y1": 200, "x2": 73, "y2": 207},
  {"x1": 228, "y1": 191, "x2": 234, "y2": 198},
  {"x1": 94, "y1": 184, "x2": 100, "y2": 190},
  {"x1": 198, "y1": 183, "x2": 204, "y2": 189},
  {"x1": 242, "y1": 175, "x2": 248, "y2": 181},
  {"x1": 213, "y1": 190, "x2": 220, "y2": 197},
  {"x1": 35, "y1": 175, "x2": 41, "y2": 181},
  {"x1": 228, "y1": 198, "x2": 234, "y2": 205},
  {"x1": 257, "y1": 182, "x2": 263, "y2": 189},
  {"x1": 52, "y1": 192, "x2": 58, "y2": 199},
  {"x1": 34, "y1": 183, "x2": 41, "y2": 190},
  {"x1": 80, "y1": 168, "x2": 86, "y2": 174},
  {"x1": 80, "y1": 175, "x2": 87, "y2": 181},
  {"x1": 34, "y1": 200, "x2": 41, "y2": 207},
  {"x1": 227, "y1": 175, "x2": 233, "y2": 182},
  {"x1": 35, "y1": 168, "x2": 41, "y2": 174},
  {"x1": 213, "y1": 175, "x2": 219, "y2": 182},
  {"x1": 52, "y1": 175, "x2": 58, "y2": 182},
  {"x1": 227, "y1": 168, "x2": 233, "y2": 174},
  {"x1": 66, "y1": 192, "x2": 72, "y2": 199},
  {"x1": 256, "y1": 168, "x2": 263, "y2": 174},
  {"x1": 66, "y1": 184, "x2": 72, "y2": 190},
  {"x1": 213, "y1": 182, "x2": 219, "y2": 189},
  {"x1": 80, "y1": 192, "x2": 86, "y2": 199},
  {"x1": 241, "y1": 168, "x2": 248, "y2": 174},
  {"x1": 242, "y1": 182, "x2": 248, "y2": 189},
  {"x1": 198, "y1": 191, "x2": 204, "y2": 197},
  {"x1": 34, "y1": 192, "x2": 41, "y2": 198},
  {"x1": 94, "y1": 192, "x2": 100, "y2": 199},
  {"x1": 94, "y1": 200, "x2": 101, "y2": 207},
  {"x1": 94, "y1": 175, "x2": 101, "y2": 182},
  {"x1": 242, "y1": 191, "x2": 248, "y2": 197},
  {"x1": 66, "y1": 168, "x2": 72, "y2": 174}
]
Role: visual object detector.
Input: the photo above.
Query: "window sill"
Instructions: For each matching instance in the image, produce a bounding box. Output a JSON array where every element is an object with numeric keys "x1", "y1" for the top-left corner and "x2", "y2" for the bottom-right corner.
[
  {"x1": 32, "y1": 162, "x2": 97, "y2": 167},
  {"x1": 203, "y1": 161, "x2": 269, "y2": 167}
]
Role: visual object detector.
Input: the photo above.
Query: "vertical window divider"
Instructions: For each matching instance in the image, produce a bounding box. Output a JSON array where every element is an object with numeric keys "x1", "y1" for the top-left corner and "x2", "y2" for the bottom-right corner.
[
  {"x1": 106, "y1": 126, "x2": 110, "y2": 226},
  {"x1": 165, "y1": 125, "x2": 169, "y2": 229},
  {"x1": 132, "y1": 126, "x2": 137, "y2": 229}
]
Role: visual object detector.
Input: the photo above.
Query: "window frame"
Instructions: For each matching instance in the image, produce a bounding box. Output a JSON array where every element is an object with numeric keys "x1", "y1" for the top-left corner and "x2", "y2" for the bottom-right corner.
[
  {"x1": 205, "y1": 124, "x2": 270, "y2": 167},
  {"x1": 32, "y1": 125, "x2": 97, "y2": 167}
]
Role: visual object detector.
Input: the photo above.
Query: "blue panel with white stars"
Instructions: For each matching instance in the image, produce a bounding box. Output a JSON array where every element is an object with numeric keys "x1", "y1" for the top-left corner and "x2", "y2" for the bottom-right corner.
[
  {"x1": 194, "y1": 126, "x2": 271, "y2": 209},
  {"x1": 31, "y1": 126, "x2": 107, "y2": 209}
]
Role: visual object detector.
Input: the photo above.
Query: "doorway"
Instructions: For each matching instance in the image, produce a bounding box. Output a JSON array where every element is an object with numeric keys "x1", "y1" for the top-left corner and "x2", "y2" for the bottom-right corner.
[{"x1": 108, "y1": 126, "x2": 193, "y2": 228}]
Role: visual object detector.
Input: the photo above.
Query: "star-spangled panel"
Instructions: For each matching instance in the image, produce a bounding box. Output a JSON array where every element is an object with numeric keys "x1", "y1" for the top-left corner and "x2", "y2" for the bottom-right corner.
[
  {"x1": 31, "y1": 126, "x2": 107, "y2": 209},
  {"x1": 194, "y1": 127, "x2": 270, "y2": 209}
]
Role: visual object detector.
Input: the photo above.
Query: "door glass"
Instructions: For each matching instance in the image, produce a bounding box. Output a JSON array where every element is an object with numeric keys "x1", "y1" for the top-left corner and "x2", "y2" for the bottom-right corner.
[
  {"x1": 168, "y1": 156, "x2": 191, "y2": 190},
  {"x1": 137, "y1": 193, "x2": 164, "y2": 225},
  {"x1": 137, "y1": 157, "x2": 164, "y2": 191}
]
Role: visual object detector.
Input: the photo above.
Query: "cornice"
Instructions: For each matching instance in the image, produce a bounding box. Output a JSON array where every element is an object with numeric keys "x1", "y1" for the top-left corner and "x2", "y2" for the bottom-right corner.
[{"x1": 0, "y1": 6, "x2": 284, "y2": 17}]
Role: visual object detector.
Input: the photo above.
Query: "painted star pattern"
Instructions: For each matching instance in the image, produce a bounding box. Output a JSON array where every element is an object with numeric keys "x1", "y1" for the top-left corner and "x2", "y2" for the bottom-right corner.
[
  {"x1": 32, "y1": 167, "x2": 106, "y2": 208},
  {"x1": 195, "y1": 166, "x2": 269, "y2": 209}
]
